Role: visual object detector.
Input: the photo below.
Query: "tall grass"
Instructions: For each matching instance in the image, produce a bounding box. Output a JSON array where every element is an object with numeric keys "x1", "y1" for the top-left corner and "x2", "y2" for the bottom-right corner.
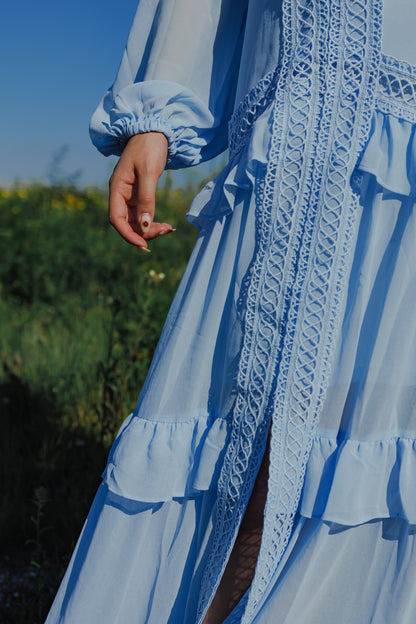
[{"x1": 0, "y1": 179, "x2": 200, "y2": 621}]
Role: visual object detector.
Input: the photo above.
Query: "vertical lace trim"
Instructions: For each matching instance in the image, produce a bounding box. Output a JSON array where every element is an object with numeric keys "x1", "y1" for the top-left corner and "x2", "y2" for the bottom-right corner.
[{"x1": 196, "y1": 2, "x2": 382, "y2": 622}]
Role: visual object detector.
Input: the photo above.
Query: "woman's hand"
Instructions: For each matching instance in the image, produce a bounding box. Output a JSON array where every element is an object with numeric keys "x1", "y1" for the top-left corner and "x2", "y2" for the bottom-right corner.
[{"x1": 108, "y1": 132, "x2": 174, "y2": 252}]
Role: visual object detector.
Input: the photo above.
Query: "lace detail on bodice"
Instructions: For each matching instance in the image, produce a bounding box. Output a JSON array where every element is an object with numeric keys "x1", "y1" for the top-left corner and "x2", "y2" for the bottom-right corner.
[
  {"x1": 228, "y1": 68, "x2": 278, "y2": 159},
  {"x1": 229, "y1": 54, "x2": 416, "y2": 163},
  {"x1": 197, "y1": 2, "x2": 383, "y2": 623},
  {"x1": 376, "y1": 54, "x2": 416, "y2": 123}
]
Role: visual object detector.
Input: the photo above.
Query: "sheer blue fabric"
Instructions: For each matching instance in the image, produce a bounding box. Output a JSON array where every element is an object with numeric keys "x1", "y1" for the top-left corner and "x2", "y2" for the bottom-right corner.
[
  {"x1": 89, "y1": 0, "x2": 248, "y2": 167},
  {"x1": 47, "y1": 1, "x2": 416, "y2": 623}
]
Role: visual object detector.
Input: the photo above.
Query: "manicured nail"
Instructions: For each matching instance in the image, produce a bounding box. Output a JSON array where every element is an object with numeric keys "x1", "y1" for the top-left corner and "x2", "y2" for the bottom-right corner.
[
  {"x1": 140, "y1": 212, "x2": 152, "y2": 233},
  {"x1": 158, "y1": 227, "x2": 176, "y2": 237},
  {"x1": 139, "y1": 245, "x2": 151, "y2": 253}
]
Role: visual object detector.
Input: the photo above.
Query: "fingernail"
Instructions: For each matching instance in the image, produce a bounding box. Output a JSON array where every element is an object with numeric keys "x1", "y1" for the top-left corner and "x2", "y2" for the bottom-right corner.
[
  {"x1": 158, "y1": 227, "x2": 176, "y2": 237},
  {"x1": 139, "y1": 245, "x2": 151, "y2": 253},
  {"x1": 140, "y1": 212, "x2": 152, "y2": 233}
]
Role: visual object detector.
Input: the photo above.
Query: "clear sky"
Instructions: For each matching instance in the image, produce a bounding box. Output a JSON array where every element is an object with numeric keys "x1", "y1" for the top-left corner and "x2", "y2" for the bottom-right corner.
[{"x1": 0, "y1": 0, "x2": 219, "y2": 188}]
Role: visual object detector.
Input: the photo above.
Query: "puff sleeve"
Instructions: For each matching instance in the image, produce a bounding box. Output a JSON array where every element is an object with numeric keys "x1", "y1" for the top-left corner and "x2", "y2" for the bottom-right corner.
[{"x1": 89, "y1": 0, "x2": 248, "y2": 169}]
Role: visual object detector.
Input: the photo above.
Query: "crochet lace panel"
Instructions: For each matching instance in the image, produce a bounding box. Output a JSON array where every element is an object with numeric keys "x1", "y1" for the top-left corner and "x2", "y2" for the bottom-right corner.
[
  {"x1": 196, "y1": 2, "x2": 382, "y2": 623},
  {"x1": 376, "y1": 54, "x2": 416, "y2": 123}
]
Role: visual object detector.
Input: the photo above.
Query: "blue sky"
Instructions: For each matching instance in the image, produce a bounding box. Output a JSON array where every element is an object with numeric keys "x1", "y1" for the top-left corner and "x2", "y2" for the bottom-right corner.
[{"x1": 0, "y1": 0, "x2": 219, "y2": 187}]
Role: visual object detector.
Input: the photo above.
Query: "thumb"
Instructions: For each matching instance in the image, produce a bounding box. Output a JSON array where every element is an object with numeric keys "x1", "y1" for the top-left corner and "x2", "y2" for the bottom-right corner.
[{"x1": 136, "y1": 172, "x2": 158, "y2": 233}]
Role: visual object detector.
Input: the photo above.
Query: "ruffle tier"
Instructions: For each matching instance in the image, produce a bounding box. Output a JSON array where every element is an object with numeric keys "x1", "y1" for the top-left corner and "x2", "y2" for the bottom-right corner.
[
  {"x1": 102, "y1": 413, "x2": 229, "y2": 502},
  {"x1": 185, "y1": 105, "x2": 271, "y2": 228},
  {"x1": 300, "y1": 435, "x2": 416, "y2": 525},
  {"x1": 358, "y1": 109, "x2": 416, "y2": 196}
]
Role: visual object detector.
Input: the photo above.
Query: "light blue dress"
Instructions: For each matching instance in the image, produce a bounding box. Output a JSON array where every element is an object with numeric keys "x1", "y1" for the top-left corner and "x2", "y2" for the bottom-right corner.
[{"x1": 46, "y1": 1, "x2": 416, "y2": 623}]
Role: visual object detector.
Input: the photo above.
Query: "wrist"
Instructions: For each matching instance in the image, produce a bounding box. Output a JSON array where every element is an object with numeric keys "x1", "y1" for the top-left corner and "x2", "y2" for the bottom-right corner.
[{"x1": 122, "y1": 132, "x2": 168, "y2": 176}]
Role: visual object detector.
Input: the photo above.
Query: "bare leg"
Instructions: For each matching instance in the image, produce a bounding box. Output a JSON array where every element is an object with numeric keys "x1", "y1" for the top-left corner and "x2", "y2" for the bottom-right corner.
[{"x1": 202, "y1": 434, "x2": 271, "y2": 624}]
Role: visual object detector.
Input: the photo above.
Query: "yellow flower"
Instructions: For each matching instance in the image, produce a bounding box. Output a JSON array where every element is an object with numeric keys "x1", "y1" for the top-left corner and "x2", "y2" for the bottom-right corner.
[
  {"x1": 64, "y1": 194, "x2": 85, "y2": 211},
  {"x1": 65, "y1": 193, "x2": 78, "y2": 206},
  {"x1": 51, "y1": 199, "x2": 64, "y2": 210}
]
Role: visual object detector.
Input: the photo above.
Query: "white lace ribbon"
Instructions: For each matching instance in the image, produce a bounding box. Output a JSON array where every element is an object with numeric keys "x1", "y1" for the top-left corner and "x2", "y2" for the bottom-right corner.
[{"x1": 197, "y1": 1, "x2": 383, "y2": 622}]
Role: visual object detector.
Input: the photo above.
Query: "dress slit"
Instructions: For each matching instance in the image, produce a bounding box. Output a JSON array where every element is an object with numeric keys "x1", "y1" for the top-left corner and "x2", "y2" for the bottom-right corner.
[{"x1": 202, "y1": 431, "x2": 272, "y2": 624}]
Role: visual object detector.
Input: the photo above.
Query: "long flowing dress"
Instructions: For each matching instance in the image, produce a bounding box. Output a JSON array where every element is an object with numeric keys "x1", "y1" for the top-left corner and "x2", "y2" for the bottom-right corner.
[{"x1": 46, "y1": 1, "x2": 416, "y2": 623}]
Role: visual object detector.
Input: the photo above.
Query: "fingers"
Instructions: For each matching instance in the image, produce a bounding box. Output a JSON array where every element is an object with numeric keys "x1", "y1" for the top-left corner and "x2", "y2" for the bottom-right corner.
[
  {"x1": 142, "y1": 222, "x2": 176, "y2": 240},
  {"x1": 109, "y1": 174, "x2": 150, "y2": 251},
  {"x1": 109, "y1": 178, "x2": 174, "y2": 248},
  {"x1": 136, "y1": 170, "x2": 158, "y2": 234}
]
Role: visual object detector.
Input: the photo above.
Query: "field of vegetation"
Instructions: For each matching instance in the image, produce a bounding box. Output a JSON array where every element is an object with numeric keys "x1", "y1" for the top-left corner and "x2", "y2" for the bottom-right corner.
[{"x1": 0, "y1": 178, "x2": 201, "y2": 622}]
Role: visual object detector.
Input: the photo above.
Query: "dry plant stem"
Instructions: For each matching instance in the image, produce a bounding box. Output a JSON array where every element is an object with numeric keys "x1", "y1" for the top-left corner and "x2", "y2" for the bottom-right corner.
[{"x1": 202, "y1": 432, "x2": 271, "y2": 624}]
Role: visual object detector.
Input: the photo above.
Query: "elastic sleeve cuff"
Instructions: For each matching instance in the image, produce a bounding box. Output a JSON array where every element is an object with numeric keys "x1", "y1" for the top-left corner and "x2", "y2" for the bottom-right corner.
[
  {"x1": 91, "y1": 114, "x2": 176, "y2": 160},
  {"x1": 90, "y1": 80, "x2": 225, "y2": 169}
]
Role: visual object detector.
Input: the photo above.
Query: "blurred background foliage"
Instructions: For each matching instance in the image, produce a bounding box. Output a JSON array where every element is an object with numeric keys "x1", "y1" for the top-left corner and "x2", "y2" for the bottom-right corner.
[{"x1": 0, "y1": 176, "x2": 203, "y2": 621}]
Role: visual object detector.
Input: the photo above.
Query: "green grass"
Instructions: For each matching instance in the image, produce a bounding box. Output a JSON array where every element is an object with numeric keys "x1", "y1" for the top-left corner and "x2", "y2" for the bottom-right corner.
[{"x1": 0, "y1": 179, "x2": 201, "y2": 622}]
